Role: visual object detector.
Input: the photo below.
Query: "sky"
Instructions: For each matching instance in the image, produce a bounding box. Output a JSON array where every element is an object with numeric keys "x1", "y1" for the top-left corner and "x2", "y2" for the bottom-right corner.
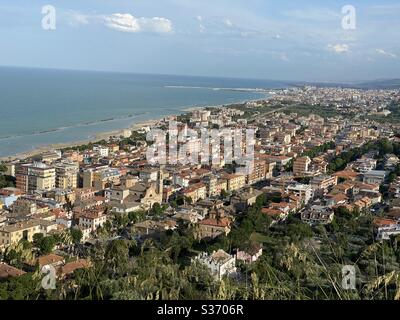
[{"x1": 0, "y1": 0, "x2": 399, "y2": 82}]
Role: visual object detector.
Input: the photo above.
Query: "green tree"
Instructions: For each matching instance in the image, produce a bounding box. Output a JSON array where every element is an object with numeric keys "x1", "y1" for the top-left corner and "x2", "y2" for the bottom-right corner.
[{"x1": 70, "y1": 228, "x2": 83, "y2": 244}]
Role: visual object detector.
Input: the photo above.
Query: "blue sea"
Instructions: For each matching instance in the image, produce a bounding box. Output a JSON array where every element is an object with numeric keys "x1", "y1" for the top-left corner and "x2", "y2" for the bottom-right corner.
[{"x1": 0, "y1": 67, "x2": 288, "y2": 158}]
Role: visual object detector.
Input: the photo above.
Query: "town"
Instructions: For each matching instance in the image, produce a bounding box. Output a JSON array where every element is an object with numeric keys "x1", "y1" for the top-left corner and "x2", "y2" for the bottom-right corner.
[{"x1": 1, "y1": 86, "x2": 400, "y2": 300}]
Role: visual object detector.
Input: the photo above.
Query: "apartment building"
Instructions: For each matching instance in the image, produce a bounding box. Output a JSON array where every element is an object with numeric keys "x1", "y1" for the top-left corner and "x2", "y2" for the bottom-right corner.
[
  {"x1": 293, "y1": 156, "x2": 311, "y2": 176},
  {"x1": 0, "y1": 219, "x2": 58, "y2": 249},
  {"x1": 311, "y1": 175, "x2": 338, "y2": 194},
  {"x1": 16, "y1": 162, "x2": 56, "y2": 193},
  {"x1": 55, "y1": 162, "x2": 79, "y2": 189},
  {"x1": 222, "y1": 173, "x2": 246, "y2": 192}
]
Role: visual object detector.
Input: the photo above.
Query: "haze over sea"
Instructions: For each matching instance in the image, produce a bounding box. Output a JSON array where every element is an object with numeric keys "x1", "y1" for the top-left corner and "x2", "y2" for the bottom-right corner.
[{"x1": 0, "y1": 67, "x2": 287, "y2": 158}]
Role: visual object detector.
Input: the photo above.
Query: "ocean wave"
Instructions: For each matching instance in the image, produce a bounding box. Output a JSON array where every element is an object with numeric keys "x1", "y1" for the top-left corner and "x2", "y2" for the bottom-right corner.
[{"x1": 0, "y1": 112, "x2": 148, "y2": 141}]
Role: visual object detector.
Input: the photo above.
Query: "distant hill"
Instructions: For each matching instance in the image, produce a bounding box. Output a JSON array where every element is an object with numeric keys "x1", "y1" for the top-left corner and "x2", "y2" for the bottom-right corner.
[{"x1": 351, "y1": 79, "x2": 400, "y2": 89}]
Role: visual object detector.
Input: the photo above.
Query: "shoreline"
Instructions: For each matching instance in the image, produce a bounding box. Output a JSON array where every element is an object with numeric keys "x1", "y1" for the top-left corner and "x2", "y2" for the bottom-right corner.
[
  {"x1": 0, "y1": 118, "x2": 161, "y2": 162},
  {"x1": 0, "y1": 96, "x2": 270, "y2": 162}
]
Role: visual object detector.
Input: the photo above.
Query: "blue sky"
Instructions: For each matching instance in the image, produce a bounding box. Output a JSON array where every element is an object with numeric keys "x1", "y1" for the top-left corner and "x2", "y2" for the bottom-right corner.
[{"x1": 0, "y1": 0, "x2": 399, "y2": 81}]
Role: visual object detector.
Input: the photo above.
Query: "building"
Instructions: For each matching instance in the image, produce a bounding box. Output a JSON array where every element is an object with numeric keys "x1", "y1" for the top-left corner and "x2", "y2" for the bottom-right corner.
[
  {"x1": 236, "y1": 243, "x2": 262, "y2": 264},
  {"x1": 78, "y1": 209, "x2": 107, "y2": 232},
  {"x1": 286, "y1": 183, "x2": 314, "y2": 205},
  {"x1": 16, "y1": 163, "x2": 56, "y2": 193},
  {"x1": 363, "y1": 170, "x2": 387, "y2": 185},
  {"x1": 0, "y1": 262, "x2": 25, "y2": 279},
  {"x1": 55, "y1": 162, "x2": 79, "y2": 189},
  {"x1": 82, "y1": 167, "x2": 120, "y2": 190},
  {"x1": 374, "y1": 218, "x2": 400, "y2": 241},
  {"x1": 246, "y1": 160, "x2": 267, "y2": 184},
  {"x1": 222, "y1": 174, "x2": 246, "y2": 192},
  {"x1": 0, "y1": 187, "x2": 21, "y2": 208},
  {"x1": 384, "y1": 154, "x2": 399, "y2": 170},
  {"x1": 231, "y1": 187, "x2": 263, "y2": 213},
  {"x1": 195, "y1": 210, "x2": 231, "y2": 240},
  {"x1": 93, "y1": 145, "x2": 109, "y2": 157},
  {"x1": 310, "y1": 175, "x2": 338, "y2": 195},
  {"x1": 293, "y1": 156, "x2": 311, "y2": 176},
  {"x1": 301, "y1": 205, "x2": 334, "y2": 225},
  {"x1": 182, "y1": 183, "x2": 207, "y2": 203},
  {"x1": 0, "y1": 219, "x2": 58, "y2": 249},
  {"x1": 193, "y1": 249, "x2": 237, "y2": 280}
]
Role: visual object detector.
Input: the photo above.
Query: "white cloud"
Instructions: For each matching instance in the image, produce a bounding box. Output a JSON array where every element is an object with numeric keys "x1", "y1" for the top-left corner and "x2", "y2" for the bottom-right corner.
[
  {"x1": 104, "y1": 13, "x2": 173, "y2": 33},
  {"x1": 196, "y1": 15, "x2": 203, "y2": 22},
  {"x1": 376, "y1": 48, "x2": 397, "y2": 58},
  {"x1": 285, "y1": 8, "x2": 340, "y2": 21},
  {"x1": 66, "y1": 10, "x2": 90, "y2": 27},
  {"x1": 224, "y1": 19, "x2": 233, "y2": 27},
  {"x1": 327, "y1": 44, "x2": 349, "y2": 54}
]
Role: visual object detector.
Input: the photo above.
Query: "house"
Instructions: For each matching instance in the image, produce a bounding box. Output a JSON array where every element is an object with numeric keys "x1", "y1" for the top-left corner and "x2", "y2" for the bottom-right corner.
[
  {"x1": 78, "y1": 209, "x2": 107, "y2": 232},
  {"x1": 353, "y1": 197, "x2": 373, "y2": 211},
  {"x1": 195, "y1": 210, "x2": 231, "y2": 240},
  {"x1": 29, "y1": 254, "x2": 65, "y2": 269},
  {"x1": 59, "y1": 259, "x2": 91, "y2": 279},
  {"x1": 0, "y1": 262, "x2": 25, "y2": 279},
  {"x1": 286, "y1": 183, "x2": 314, "y2": 205},
  {"x1": 132, "y1": 219, "x2": 177, "y2": 240},
  {"x1": 230, "y1": 187, "x2": 263, "y2": 213},
  {"x1": 373, "y1": 218, "x2": 400, "y2": 241},
  {"x1": 384, "y1": 154, "x2": 399, "y2": 170},
  {"x1": 261, "y1": 207, "x2": 288, "y2": 220},
  {"x1": 0, "y1": 219, "x2": 58, "y2": 250},
  {"x1": 301, "y1": 205, "x2": 334, "y2": 225},
  {"x1": 333, "y1": 170, "x2": 359, "y2": 181},
  {"x1": 0, "y1": 187, "x2": 22, "y2": 208},
  {"x1": 326, "y1": 192, "x2": 348, "y2": 207},
  {"x1": 236, "y1": 243, "x2": 262, "y2": 263},
  {"x1": 112, "y1": 201, "x2": 142, "y2": 214},
  {"x1": 193, "y1": 249, "x2": 237, "y2": 280},
  {"x1": 310, "y1": 175, "x2": 338, "y2": 195},
  {"x1": 363, "y1": 170, "x2": 387, "y2": 185}
]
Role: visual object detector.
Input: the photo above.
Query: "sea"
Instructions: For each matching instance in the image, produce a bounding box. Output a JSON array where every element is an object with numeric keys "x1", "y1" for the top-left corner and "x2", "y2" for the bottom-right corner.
[{"x1": 0, "y1": 67, "x2": 288, "y2": 158}]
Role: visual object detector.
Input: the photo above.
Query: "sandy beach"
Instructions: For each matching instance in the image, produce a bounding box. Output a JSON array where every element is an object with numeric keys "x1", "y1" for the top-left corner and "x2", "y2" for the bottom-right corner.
[{"x1": 0, "y1": 118, "x2": 160, "y2": 162}]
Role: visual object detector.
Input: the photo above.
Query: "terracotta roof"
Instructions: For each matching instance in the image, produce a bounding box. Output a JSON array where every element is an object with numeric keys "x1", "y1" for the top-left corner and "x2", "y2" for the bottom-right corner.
[
  {"x1": 373, "y1": 218, "x2": 398, "y2": 227},
  {"x1": 333, "y1": 170, "x2": 359, "y2": 178},
  {"x1": 199, "y1": 217, "x2": 231, "y2": 227},
  {"x1": 61, "y1": 259, "x2": 91, "y2": 275},
  {"x1": 261, "y1": 208, "x2": 283, "y2": 216},
  {"x1": 0, "y1": 263, "x2": 25, "y2": 279},
  {"x1": 37, "y1": 254, "x2": 65, "y2": 267}
]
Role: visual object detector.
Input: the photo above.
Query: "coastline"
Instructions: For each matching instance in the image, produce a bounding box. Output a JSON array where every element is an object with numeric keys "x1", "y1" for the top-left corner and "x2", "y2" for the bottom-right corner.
[
  {"x1": 0, "y1": 118, "x2": 160, "y2": 162},
  {"x1": 0, "y1": 96, "x2": 269, "y2": 163}
]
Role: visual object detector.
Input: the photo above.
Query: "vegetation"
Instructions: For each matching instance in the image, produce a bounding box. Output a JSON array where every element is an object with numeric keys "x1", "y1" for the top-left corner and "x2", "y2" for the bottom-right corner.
[{"x1": 0, "y1": 163, "x2": 15, "y2": 188}]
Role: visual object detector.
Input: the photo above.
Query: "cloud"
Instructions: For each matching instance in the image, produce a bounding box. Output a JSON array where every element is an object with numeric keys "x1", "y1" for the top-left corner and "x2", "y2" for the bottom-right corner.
[
  {"x1": 65, "y1": 11, "x2": 173, "y2": 34},
  {"x1": 223, "y1": 19, "x2": 233, "y2": 27},
  {"x1": 104, "y1": 13, "x2": 173, "y2": 33},
  {"x1": 66, "y1": 10, "x2": 90, "y2": 27},
  {"x1": 327, "y1": 44, "x2": 349, "y2": 54},
  {"x1": 284, "y1": 8, "x2": 340, "y2": 22},
  {"x1": 376, "y1": 49, "x2": 397, "y2": 58}
]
